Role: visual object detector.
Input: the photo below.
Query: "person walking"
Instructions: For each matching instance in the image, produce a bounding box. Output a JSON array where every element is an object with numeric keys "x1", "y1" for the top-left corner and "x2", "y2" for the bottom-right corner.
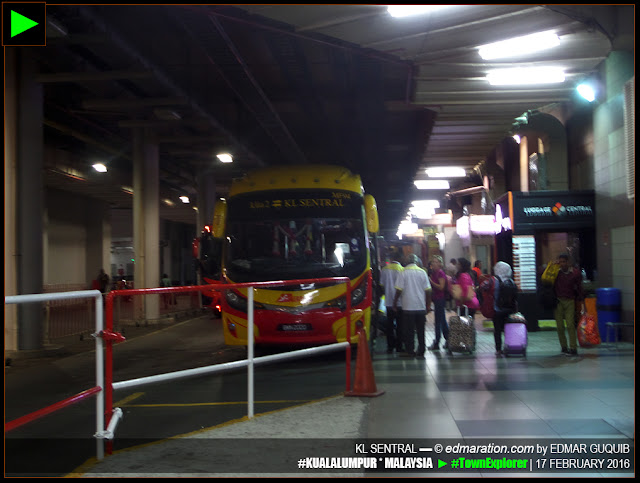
[
  {"x1": 161, "y1": 273, "x2": 173, "y2": 308},
  {"x1": 492, "y1": 261, "x2": 518, "y2": 356},
  {"x1": 379, "y1": 250, "x2": 404, "y2": 353},
  {"x1": 97, "y1": 268, "x2": 110, "y2": 294},
  {"x1": 472, "y1": 260, "x2": 482, "y2": 286},
  {"x1": 427, "y1": 255, "x2": 449, "y2": 351},
  {"x1": 554, "y1": 253, "x2": 585, "y2": 356},
  {"x1": 392, "y1": 254, "x2": 432, "y2": 357}
]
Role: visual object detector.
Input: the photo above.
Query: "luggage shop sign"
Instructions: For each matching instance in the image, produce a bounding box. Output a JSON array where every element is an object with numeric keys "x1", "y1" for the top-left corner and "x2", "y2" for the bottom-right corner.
[{"x1": 507, "y1": 191, "x2": 595, "y2": 234}]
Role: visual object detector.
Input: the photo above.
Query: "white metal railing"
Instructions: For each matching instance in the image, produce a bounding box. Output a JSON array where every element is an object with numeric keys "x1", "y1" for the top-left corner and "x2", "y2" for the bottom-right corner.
[
  {"x1": 5, "y1": 290, "x2": 106, "y2": 460},
  {"x1": 6, "y1": 278, "x2": 354, "y2": 463}
]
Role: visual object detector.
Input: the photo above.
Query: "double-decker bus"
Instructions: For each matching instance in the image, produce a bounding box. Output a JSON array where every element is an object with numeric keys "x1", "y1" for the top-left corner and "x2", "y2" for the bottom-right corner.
[{"x1": 195, "y1": 164, "x2": 380, "y2": 348}]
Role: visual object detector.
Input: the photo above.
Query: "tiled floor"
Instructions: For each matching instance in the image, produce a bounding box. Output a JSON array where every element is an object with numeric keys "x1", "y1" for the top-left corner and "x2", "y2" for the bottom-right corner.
[
  {"x1": 367, "y1": 311, "x2": 634, "y2": 441},
  {"x1": 77, "y1": 311, "x2": 634, "y2": 477}
]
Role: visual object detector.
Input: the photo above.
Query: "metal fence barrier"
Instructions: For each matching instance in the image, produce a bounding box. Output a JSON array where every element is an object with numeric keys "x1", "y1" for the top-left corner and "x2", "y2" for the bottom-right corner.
[{"x1": 5, "y1": 277, "x2": 354, "y2": 463}]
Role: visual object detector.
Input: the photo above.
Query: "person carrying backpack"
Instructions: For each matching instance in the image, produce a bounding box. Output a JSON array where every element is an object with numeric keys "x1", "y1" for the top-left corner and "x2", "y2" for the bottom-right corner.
[{"x1": 492, "y1": 261, "x2": 518, "y2": 356}]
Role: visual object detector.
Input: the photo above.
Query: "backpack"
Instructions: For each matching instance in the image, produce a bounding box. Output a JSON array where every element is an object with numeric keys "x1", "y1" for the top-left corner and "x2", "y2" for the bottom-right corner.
[
  {"x1": 496, "y1": 276, "x2": 518, "y2": 312},
  {"x1": 479, "y1": 276, "x2": 496, "y2": 318}
]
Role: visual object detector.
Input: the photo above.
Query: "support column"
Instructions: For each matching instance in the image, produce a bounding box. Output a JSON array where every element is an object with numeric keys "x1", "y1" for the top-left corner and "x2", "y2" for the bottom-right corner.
[
  {"x1": 86, "y1": 199, "x2": 112, "y2": 287},
  {"x1": 4, "y1": 48, "x2": 19, "y2": 351},
  {"x1": 133, "y1": 128, "x2": 160, "y2": 322},
  {"x1": 13, "y1": 50, "x2": 45, "y2": 350}
]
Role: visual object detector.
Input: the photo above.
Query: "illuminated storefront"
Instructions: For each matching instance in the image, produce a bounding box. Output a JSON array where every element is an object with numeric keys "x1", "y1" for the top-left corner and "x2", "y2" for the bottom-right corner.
[{"x1": 493, "y1": 190, "x2": 596, "y2": 330}]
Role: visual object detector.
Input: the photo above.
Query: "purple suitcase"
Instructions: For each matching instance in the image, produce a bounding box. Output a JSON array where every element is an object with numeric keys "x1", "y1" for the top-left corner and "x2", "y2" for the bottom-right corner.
[{"x1": 503, "y1": 318, "x2": 527, "y2": 357}]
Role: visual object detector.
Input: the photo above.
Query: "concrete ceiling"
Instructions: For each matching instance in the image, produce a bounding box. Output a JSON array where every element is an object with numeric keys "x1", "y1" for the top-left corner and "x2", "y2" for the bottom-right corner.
[{"x1": 28, "y1": 4, "x2": 626, "y2": 235}]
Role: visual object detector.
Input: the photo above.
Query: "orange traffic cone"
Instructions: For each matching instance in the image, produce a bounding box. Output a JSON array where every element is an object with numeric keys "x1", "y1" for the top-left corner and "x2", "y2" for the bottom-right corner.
[{"x1": 345, "y1": 329, "x2": 385, "y2": 397}]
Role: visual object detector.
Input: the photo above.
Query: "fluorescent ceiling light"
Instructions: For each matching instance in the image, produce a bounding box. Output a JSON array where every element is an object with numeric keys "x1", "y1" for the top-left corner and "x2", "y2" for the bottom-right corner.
[
  {"x1": 577, "y1": 83, "x2": 596, "y2": 102},
  {"x1": 487, "y1": 67, "x2": 565, "y2": 85},
  {"x1": 411, "y1": 200, "x2": 440, "y2": 208},
  {"x1": 179, "y1": 196, "x2": 190, "y2": 204},
  {"x1": 425, "y1": 167, "x2": 466, "y2": 178},
  {"x1": 409, "y1": 200, "x2": 440, "y2": 219},
  {"x1": 397, "y1": 219, "x2": 419, "y2": 239},
  {"x1": 478, "y1": 30, "x2": 560, "y2": 60},
  {"x1": 414, "y1": 179, "x2": 450, "y2": 190},
  {"x1": 92, "y1": 163, "x2": 107, "y2": 172},
  {"x1": 217, "y1": 153, "x2": 233, "y2": 163},
  {"x1": 387, "y1": 6, "x2": 450, "y2": 18}
]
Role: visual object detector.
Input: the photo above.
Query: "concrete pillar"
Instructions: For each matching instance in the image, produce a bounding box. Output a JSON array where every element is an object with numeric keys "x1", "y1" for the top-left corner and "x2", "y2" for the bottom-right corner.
[
  {"x1": 4, "y1": 48, "x2": 19, "y2": 351},
  {"x1": 11, "y1": 50, "x2": 45, "y2": 350},
  {"x1": 133, "y1": 128, "x2": 160, "y2": 322},
  {"x1": 86, "y1": 199, "x2": 111, "y2": 287}
]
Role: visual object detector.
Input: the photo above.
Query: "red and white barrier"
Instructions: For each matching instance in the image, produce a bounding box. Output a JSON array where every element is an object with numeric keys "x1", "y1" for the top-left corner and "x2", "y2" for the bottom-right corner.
[{"x1": 5, "y1": 277, "x2": 355, "y2": 462}]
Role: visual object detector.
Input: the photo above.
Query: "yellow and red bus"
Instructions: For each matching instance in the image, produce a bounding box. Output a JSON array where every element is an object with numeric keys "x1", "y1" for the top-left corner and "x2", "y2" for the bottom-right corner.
[{"x1": 196, "y1": 164, "x2": 380, "y2": 348}]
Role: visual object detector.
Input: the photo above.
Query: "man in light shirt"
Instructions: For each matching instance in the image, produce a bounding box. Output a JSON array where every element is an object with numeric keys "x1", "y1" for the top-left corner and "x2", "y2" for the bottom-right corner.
[
  {"x1": 379, "y1": 250, "x2": 404, "y2": 353},
  {"x1": 392, "y1": 254, "x2": 432, "y2": 357}
]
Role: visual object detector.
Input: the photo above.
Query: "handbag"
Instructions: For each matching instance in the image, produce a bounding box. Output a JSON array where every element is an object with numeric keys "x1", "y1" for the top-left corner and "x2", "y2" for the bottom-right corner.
[
  {"x1": 451, "y1": 282, "x2": 479, "y2": 309},
  {"x1": 450, "y1": 283, "x2": 462, "y2": 301},
  {"x1": 464, "y1": 284, "x2": 476, "y2": 301},
  {"x1": 541, "y1": 261, "x2": 560, "y2": 285},
  {"x1": 577, "y1": 313, "x2": 601, "y2": 347}
]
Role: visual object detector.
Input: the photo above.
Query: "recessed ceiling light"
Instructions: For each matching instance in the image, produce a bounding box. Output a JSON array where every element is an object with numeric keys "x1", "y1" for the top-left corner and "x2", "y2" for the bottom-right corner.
[
  {"x1": 217, "y1": 153, "x2": 233, "y2": 163},
  {"x1": 92, "y1": 163, "x2": 107, "y2": 172},
  {"x1": 179, "y1": 196, "x2": 190, "y2": 204},
  {"x1": 577, "y1": 83, "x2": 596, "y2": 102}
]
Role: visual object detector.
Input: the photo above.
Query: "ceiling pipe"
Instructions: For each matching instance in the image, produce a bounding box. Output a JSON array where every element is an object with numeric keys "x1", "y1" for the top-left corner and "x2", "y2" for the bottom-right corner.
[
  {"x1": 445, "y1": 185, "x2": 486, "y2": 198},
  {"x1": 75, "y1": 6, "x2": 265, "y2": 167}
]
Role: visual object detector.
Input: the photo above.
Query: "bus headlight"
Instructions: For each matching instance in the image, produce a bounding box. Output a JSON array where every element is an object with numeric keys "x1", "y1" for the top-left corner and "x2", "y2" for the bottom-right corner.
[
  {"x1": 323, "y1": 296, "x2": 346, "y2": 310},
  {"x1": 224, "y1": 290, "x2": 264, "y2": 312},
  {"x1": 350, "y1": 276, "x2": 368, "y2": 307},
  {"x1": 322, "y1": 276, "x2": 368, "y2": 310}
]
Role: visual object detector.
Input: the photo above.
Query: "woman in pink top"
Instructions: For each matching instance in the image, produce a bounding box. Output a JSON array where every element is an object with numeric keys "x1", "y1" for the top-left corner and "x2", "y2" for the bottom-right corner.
[{"x1": 452, "y1": 258, "x2": 480, "y2": 317}]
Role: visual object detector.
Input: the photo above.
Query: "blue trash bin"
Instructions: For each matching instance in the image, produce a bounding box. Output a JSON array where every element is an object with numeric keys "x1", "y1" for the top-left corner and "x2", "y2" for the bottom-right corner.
[{"x1": 595, "y1": 288, "x2": 621, "y2": 342}]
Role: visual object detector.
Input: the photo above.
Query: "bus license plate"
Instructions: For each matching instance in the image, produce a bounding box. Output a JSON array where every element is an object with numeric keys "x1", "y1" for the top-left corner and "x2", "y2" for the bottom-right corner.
[{"x1": 279, "y1": 324, "x2": 312, "y2": 331}]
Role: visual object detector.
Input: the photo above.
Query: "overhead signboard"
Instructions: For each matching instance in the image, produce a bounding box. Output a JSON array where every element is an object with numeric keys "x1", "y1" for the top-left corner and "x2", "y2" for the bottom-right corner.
[{"x1": 496, "y1": 191, "x2": 595, "y2": 235}]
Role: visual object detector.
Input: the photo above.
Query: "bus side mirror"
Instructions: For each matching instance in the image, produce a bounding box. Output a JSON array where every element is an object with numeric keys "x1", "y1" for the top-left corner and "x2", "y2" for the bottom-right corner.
[
  {"x1": 212, "y1": 199, "x2": 227, "y2": 238},
  {"x1": 364, "y1": 194, "x2": 379, "y2": 234}
]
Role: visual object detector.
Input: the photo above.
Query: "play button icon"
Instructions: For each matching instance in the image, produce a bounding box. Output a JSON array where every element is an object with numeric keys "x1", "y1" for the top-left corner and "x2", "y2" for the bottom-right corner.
[
  {"x1": 11, "y1": 10, "x2": 39, "y2": 37},
  {"x1": 2, "y1": 3, "x2": 46, "y2": 46}
]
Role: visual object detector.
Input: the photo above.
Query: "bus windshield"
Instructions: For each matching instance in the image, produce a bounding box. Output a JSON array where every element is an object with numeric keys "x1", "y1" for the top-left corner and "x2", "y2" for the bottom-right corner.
[{"x1": 224, "y1": 217, "x2": 367, "y2": 282}]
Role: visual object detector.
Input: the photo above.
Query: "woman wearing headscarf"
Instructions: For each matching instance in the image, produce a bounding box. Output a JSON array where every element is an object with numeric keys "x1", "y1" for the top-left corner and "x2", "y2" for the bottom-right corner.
[{"x1": 492, "y1": 261, "x2": 514, "y2": 356}]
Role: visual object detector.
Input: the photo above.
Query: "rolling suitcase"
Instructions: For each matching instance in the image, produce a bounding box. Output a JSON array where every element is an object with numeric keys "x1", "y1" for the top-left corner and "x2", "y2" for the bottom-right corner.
[
  {"x1": 447, "y1": 305, "x2": 476, "y2": 354},
  {"x1": 503, "y1": 312, "x2": 528, "y2": 357}
]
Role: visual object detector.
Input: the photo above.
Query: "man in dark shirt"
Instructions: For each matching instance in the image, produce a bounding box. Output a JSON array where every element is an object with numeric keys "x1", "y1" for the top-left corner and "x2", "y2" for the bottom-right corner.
[{"x1": 553, "y1": 253, "x2": 585, "y2": 356}]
